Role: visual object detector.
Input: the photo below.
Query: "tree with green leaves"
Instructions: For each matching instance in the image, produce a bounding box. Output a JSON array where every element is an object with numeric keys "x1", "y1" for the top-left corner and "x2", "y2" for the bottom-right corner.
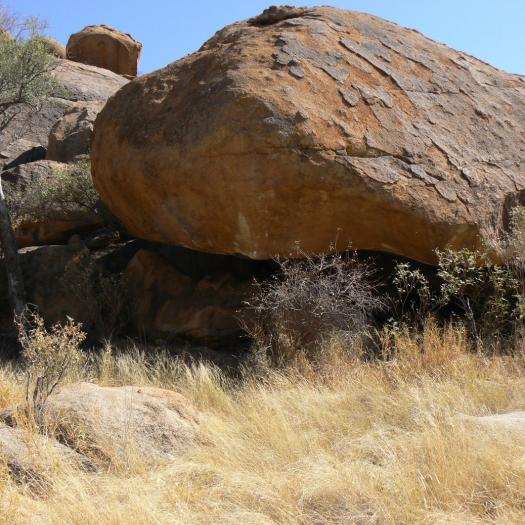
[{"x1": 0, "y1": 3, "x2": 57, "y2": 319}]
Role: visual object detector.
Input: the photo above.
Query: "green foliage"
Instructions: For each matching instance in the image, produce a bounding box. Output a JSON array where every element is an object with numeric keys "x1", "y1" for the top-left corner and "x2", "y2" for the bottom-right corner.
[
  {"x1": 0, "y1": 29, "x2": 58, "y2": 130},
  {"x1": 10, "y1": 160, "x2": 101, "y2": 226},
  {"x1": 391, "y1": 206, "x2": 525, "y2": 347},
  {"x1": 391, "y1": 262, "x2": 433, "y2": 327},
  {"x1": 30, "y1": 35, "x2": 65, "y2": 58}
]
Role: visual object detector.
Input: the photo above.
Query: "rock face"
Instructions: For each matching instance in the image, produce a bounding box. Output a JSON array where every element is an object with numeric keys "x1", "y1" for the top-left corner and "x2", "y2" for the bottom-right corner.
[
  {"x1": 0, "y1": 59, "x2": 127, "y2": 159},
  {"x1": 52, "y1": 59, "x2": 129, "y2": 102},
  {"x1": 0, "y1": 138, "x2": 46, "y2": 170},
  {"x1": 67, "y1": 25, "x2": 142, "y2": 77},
  {"x1": 45, "y1": 383, "x2": 198, "y2": 463},
  {"x1": 92, "y1": 6, "x2": 525, "y2": 264},
  {"x1": 47, "y1": 101, "x2": 105, "y2": 162},
  {"x1": 0, "y1": 241, "x2": 139, "y2": 335},
  {"x1": 125, "y1": 249, "x2": 253, "y2": 343}
]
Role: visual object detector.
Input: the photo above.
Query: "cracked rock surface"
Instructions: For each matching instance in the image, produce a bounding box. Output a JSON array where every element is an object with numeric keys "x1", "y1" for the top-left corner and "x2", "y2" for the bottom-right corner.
[{"x1": 92, "y1": 6, "x2": 525, "y2": 263}]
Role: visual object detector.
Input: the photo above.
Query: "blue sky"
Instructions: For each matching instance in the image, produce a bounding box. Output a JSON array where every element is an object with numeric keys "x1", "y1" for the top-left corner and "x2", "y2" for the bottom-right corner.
[{"x1": 9, "y1": 1, "x2": 525, "y2": 75}]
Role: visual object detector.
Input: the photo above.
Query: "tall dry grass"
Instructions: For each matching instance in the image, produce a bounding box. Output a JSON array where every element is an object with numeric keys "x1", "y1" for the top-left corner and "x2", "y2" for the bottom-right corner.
[{"x1": 1, "y1": 323, "x2": 525, "y2": 524}]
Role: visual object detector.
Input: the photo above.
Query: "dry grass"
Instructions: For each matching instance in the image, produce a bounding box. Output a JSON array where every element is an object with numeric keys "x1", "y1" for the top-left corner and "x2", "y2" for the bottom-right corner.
[{"x1": 2, "y1": 323, "x2": 525, "y2": 524}]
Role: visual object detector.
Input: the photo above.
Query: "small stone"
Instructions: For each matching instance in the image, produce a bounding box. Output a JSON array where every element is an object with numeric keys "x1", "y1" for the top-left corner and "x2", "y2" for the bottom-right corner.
[
  {"x1": 338, "y1": 87, "x2": 360, "y2": 107},
  {"x1": 435, "y1": 181, "x2": 457, "y2": 202},
  {"x1": 295, "y1": 109, "x2": 309, "y2": 121},
  {"x1": 289, "y1": 65, "x2": 305, "y2": 79}
]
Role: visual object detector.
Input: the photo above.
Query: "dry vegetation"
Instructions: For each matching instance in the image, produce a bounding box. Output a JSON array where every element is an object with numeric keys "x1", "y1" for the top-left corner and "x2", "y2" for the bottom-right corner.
[
  {"x1": 0, "y1": 322, "x2": 524, "y2": 524},
  {"x1": 0, "y1": 208, "x2": 523, "y2": 524}
]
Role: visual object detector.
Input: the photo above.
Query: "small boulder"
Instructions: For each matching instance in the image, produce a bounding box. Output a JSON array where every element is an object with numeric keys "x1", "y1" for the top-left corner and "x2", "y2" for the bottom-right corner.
[
  {"x1": 66, "y1": 25, "x2": 142, "y2": 77},
  {"x1": 463, "y1": 412, "x2": 525, "y2": 433},
  {"x1": 0, "y1": 423, "x2": 89, "y2": 486},
  {"x1": 44, "y1": 383, "x2": 198, "y2": 463},
  {"x1": 47, "y1": 101, "x2": 105, "y2": 162}
]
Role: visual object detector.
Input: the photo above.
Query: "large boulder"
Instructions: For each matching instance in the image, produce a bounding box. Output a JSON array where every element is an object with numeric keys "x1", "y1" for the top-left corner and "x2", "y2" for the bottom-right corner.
[
  {"x1": 44, "y1": 383, "x2": 198, "y2": 463},
  {"x1": 92, "y1": 6, "x2": 525, "y2": 264},
  {"x1": 47, "y1": 101, "x2": 105, "y2": 162},
  {"x1": 66, "y1": 25, "x2": 142, "y2": 77}
]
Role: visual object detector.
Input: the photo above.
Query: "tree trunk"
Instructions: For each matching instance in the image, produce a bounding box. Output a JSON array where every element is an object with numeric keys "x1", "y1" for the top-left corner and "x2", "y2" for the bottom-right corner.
[{"x1": 0, "y1": 176, "x2": 25, "y2": 317}]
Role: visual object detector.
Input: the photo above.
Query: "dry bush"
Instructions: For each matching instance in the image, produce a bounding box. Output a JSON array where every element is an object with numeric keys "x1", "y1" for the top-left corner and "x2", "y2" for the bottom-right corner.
[
  {"x1": 0, "y1": 2, "x2": 46, "y2": 39},
  {"x1": 244, "y1": 251, "x2": 384, "y2": 367},
  {"x1": 0, "y1": 4, "x2": 56, "y2": 132},
  {"x1": 17, "y1": 312, "x2": 85, "y2": 425}
]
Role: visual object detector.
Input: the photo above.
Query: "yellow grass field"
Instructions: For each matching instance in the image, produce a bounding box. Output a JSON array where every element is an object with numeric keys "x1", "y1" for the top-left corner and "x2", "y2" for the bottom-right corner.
[{"x1": 1, "y1": 323, "x2": 525, "y2": 524}]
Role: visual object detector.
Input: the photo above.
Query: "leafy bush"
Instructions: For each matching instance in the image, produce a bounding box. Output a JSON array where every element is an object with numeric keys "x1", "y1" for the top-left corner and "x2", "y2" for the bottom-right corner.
[
  {"x1": 0, "y1": 13, "x2": 57, "y2": 131},
  {"x1": 391, "y1": 206, "x2": 525, "y2": 347},
  {"x1": 244, "y1": 251, "x2": 384, "y2": 366},
  {"x1": 10, "y1": 160, "x2": 102, "y2": 226}
]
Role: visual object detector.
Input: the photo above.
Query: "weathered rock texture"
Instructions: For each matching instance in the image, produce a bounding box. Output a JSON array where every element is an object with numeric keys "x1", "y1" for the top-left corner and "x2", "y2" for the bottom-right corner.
[
  {"x1": 125, "y1": 249, "x2": 252, "y2": 343},
  {"x1": 47, "y1": 101, "x2": 105, "y2": 162},
  {"x1": 0, "y1": 59, "x2": 127, "y2": 159},
  {"x1": 45, "y1": 382, "x2": 198, "y2": 463},
  {"x1": 66, "y1": 25, "x2": 142, "y2": 77},
  {"x1": 92, "y1": 6, "x2": 525, "y2": 264}
]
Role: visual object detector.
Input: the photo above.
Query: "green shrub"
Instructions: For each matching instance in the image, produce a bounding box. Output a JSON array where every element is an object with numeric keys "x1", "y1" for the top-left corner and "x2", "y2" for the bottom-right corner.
[
  {"x1": 0, "y1": 22, "x2": 57, "y2": 131},
  {"x1": 391, "y1": 205, "x2": 525, "y2": 348},
  {"x1": 10, "y1": 160, "x2": 101, "y2": 226}
]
